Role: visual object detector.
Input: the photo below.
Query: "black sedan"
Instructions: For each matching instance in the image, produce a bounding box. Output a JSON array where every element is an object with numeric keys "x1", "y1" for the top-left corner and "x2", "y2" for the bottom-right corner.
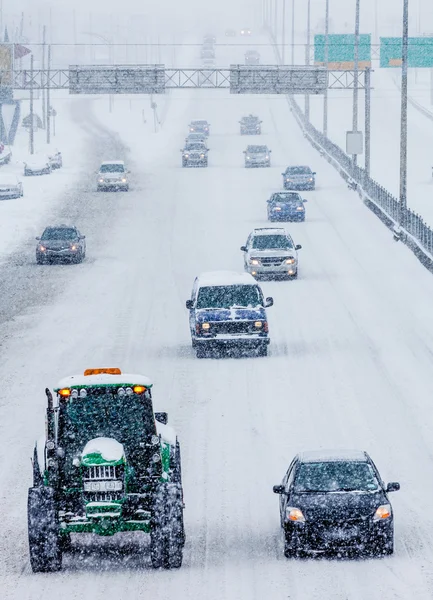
[
  {"x1": 36, "y1": 224, "x2": 86, "y2": 264},
  {"x1": 273, "y1": 450, "x2": 400, "y2": 557}
]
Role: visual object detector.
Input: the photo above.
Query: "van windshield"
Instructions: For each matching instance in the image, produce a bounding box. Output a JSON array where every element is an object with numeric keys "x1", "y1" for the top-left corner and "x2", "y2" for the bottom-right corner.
[{"x1": 196, "y1": 285, "x2": 262, "y2": 309}]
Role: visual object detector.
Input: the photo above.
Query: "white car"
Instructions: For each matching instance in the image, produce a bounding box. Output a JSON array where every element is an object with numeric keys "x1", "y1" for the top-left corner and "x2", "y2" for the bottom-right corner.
[
  {"x1": 0, "y1": 175, "x2": 23, "y2": 199},
  {"x1": 24, "y1": 157, "x2": 52, "y2": 176},
  {"x1": 96, "y1": 160, "x2": 129, "y2": 191},
  {"x1": 241, "y1": 228, "x2": 302, "y2": 280}
]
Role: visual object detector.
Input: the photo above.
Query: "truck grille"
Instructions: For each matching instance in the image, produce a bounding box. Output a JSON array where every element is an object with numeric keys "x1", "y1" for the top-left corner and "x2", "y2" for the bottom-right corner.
[
  {"x1": 205, "y1": 321, "x2": 257, "y2": 335},
  {"x1": 83, "y1": 465, "x2": 124, "y2": 502},
  {"x1": 259, "y1": 257, "x2": 286, "y2": 266}
]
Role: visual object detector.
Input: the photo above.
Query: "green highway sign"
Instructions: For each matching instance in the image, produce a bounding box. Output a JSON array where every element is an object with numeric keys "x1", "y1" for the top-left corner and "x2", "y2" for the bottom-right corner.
[
  {"x1": 314, "y1": 34, "x2": 371, "y2": 70},
  {"x1": 380, "y1": 37, "x2": 433, "y2": 68}
]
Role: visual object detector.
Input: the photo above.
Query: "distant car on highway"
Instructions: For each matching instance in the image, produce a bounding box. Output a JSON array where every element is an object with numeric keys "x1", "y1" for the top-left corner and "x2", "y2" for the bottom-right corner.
[
  {"x1": 0, "y1": 175, "x2": 23, "y2": 199},
  {"x1": 189, "y1": 120, "x2": 210, "y2": 136},
  {"x1": 245, "y1": 50, "x2": 260, "y2": 65},
  {"x1": 282, "y1": 165, "x2": 316, "y2": 190},
  {"x1": 241, "y1": 227, "x2": 301, "y2": 280},
  {"x1": 48, "y1": 151, "x2": 63, "y2": 170},
  {"x1": 36, "y1": 224, "x2": 86, "y2": 264},
  {"x1": 240, "y1": 28, "x2": 252, "y2": 36},
  {"x1": 186, "y1": 271, "x2": 273, "y2": 358},
  {"x1": 244, "y1": 145, "x2": 271, "y2": 168},
  {"x1": 273, "y1": 449, "x2": 400, "y2": 557},
  {"x1": 225, "y1": 29, "x2": 236, "y2": 37},
  {"x1": 240, "y1": 114, "x2": 262, "y2": 135},
  {"x1": 24, "y1": 157, "x2": 52, "y2": 176},
  {"x1": 267, "y1": 192, "x2": 307, "y2": 222},
  {"x1": 96, "y1": 160, "x2": 129, "y2": 191},
  {"x1": 204, "y1": 34, "x2": 216, "y2": 44},
  {"x1": 200, "y1": 46, "x2": 215, "y2": 59},
  {"x1": 181, "y1": 142, "x2": 209, "y2": 168}
]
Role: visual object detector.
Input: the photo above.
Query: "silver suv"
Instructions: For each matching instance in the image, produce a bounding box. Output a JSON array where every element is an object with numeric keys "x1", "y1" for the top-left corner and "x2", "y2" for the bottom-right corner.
[
  {"x1": 241, "y1": 228, "x2": 302, "y2": 280},
  {"x1": 97, "y1": 160, "x2": 129, "y2": 191}
]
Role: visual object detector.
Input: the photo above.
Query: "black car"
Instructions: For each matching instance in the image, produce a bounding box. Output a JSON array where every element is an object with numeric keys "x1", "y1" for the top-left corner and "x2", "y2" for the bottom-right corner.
[
  {"x1": 282, "y1": 165, "x2": 316, "y2": 190},
  {"x1": 36, "y1": 224, "x2": 86, "y2": 264},
  {"x1": 267, "y1": 192, "x2": 306, "y2": 222},
  {"x1": 273, "y1": 450, "x2": 400, "y2": 557}
]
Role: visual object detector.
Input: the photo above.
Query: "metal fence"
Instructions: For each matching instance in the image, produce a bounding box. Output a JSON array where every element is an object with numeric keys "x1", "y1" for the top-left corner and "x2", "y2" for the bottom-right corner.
[{"x1": 287, "y1": 93, "x2": 433, "y2": 266}]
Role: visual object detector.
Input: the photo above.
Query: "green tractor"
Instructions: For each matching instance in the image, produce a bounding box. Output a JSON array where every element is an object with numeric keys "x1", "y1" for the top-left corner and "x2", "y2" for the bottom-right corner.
[{"x1": 28, "y1": 368, "x2": 185, "y2": 572}]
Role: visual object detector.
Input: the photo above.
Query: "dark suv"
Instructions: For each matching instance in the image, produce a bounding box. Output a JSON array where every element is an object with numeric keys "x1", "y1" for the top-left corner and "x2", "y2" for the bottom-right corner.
[{"x1": 36, "y1": 225, "x2": 86, "y2": 264}]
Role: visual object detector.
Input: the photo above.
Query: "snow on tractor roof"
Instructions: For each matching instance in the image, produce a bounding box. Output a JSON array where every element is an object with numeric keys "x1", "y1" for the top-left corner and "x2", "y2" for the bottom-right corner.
[
  {"x1": 197, "y1": 270, "x2": 258, "y2": 287},
  {"x1": 55, "y1": 371, "x2": 153, "y2": 390},
  {"x1": 298, "y1": 449, "x2": 368, "y2": 463}
]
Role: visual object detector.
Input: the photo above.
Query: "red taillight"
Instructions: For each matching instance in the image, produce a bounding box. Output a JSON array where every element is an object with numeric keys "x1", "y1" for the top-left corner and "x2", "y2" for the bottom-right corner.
[{"x1": 263, "y1": 321, "x2": 269, "y2": 333}]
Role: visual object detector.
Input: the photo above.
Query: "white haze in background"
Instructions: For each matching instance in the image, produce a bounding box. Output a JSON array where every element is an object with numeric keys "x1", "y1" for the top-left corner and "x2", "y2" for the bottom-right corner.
[{"x1": 7, "y1": 0, "x2": 433, "y2": 46}]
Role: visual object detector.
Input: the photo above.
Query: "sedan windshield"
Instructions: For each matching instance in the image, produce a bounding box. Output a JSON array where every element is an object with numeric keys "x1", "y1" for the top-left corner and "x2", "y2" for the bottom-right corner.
[
  {"x1": 270, "y1": 194, "x2": 302, "y2": 205},
  {"x1": 196, "y1": 285, "x2": 262, "y2": 309},
  {"x1": 252, "y1": 235, "x2": 293, "y2": 250},
  {"x1": 41, "y1": 228, "x2": 78, "y2": 240},
  {"x1": 286, "y1": 166, "x2": 311, "y2": 175},
  {"x1": 248, "y1": 146, "x2": 267, "y2": 153},
  {"x1": 100, "y1": 163, "x2": 124, "y2": 173},
  {"x1": 185, "y1": 144, "x2": 206, "y2": 151},
  {"x1": 294, "y1": 461, "x2": 380, "y2": 493}
]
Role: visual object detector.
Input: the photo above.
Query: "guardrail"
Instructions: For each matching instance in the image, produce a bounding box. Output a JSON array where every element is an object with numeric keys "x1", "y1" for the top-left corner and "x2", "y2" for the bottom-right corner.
[
  {"x1": 268, "y1": 30, "x2": 433, "y2": 273},
  {"x1": 287, "y1": 97, "x2": 433, "y2": 270}
]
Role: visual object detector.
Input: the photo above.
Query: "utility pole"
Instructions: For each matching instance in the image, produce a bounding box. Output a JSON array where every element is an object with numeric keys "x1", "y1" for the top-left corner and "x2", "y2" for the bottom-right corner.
[
  {"x1": 352, "y1": 0, "x2": 360, "y2": 165},
  {"x1": 364, "y1": 68, "x2": 371, "y2": 176},
  {"x1": 41, "y1": 25, "x2": 46, "y2": 129},
  {"x1": 282, "y1": 0, "x2": 286, "y2": 64},
  {"x1": 399, "y1": 0, "x2": 409, "y2": 229},
  {"x1": 291, "y1": 0, "x2": 295, "y2": 65},
  {"x1": 323, "y1": 0, "x2": 330, "y2": 136},
  {"x1": 274, "y1": 0, "x2": 278, "y2": 42},
  {"x1": 47, "y1": 45, "x2": 51, "y2": 144},
  {"x1": 305, "y1": 0, "x2": 311, "y2": 120},
  {"x1": 29, "y1": 54, "x2": 34, "y2": 155}
]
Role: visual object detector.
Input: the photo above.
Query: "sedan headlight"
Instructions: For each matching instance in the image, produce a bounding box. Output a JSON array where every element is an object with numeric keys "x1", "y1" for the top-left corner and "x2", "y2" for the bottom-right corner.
[
  {"x1": 296, "y1": 206, "x2": 304, "y2": 211},
  {"x1": 184, "y1": 154, "x2": 189, "y2": 158},
  {"x1": 286, "y1": 258, "x2": 296, "y2": 264},
  {"x1": 273, "y1": 207, "x2": 281, "y2": 211},
  {"x1": 286, "y1": 178, "x2": 292, "y2": 182},
  {"x1": 286, "y1": 507, "x2": 305, "y2": 522},
  {"x1": 70, "y1": 245, "x2": 77, "y2": 251},
  {"x1": 250, "y1": 258, "x2": 260, "y2": 265},
  {"x1": 309, "y1": 177, "x2": 313, "y2": 181},
  {"x1": 121, "y1": 178, "x2": 127, "y2": 183},
  {"x1": 99, "y1": 178, "x2": 104, "y2": 183},
  {"x1": 200, "y1": 154, "x2": 205, "y2": 158},
  {"x1": 254, "y1": 321, "x2": 263, "y2": 328},
  {"x1": 373, "y1": 504, "x2": 391, "y2": 521},
  {"x1": 201, "y1": 322, "x2": 211, "y2": 330},
  {"x1": 246, "y1": 156, "x2": 251, "y2": 160},
  {"x1": 39, "y1": 245, "x2": 46, "y2": 252},
  {"x1": 265, "y1": 155, "x2": 269, "y2": 159}
]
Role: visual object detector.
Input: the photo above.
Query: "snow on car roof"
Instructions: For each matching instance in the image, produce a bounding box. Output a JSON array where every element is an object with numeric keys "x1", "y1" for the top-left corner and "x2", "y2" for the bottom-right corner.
[
  {"x1": 252, "y1": 227, "x2": 287, "y2": 236},
  {"x1": 298, "y1": 450, "x2": 368, "y2": 463},
  {"x1": 55, "y1": 372, "x2": 153, "y2": 390},
  {"x1": 197, "y1": 270, "x2": 258, "y2": 287}
]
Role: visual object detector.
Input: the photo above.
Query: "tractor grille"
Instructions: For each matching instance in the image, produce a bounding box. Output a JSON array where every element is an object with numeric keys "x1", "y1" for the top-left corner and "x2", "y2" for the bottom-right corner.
[{"x1": 83, "y1": 465, "x2": 124, "y2": 502}]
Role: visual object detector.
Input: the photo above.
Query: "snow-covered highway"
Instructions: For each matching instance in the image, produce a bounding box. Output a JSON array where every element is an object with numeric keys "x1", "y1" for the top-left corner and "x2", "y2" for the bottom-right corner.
[{"x1": 3, "y1": 26, "x2": 433, "y2": 600}]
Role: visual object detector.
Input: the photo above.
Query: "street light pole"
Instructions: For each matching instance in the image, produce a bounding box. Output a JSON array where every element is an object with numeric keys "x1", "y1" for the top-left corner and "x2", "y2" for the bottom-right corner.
[
  {"x1": 282, "y1": 0, "x2": 286, "y2": 64},
  {"x1": 305, "y1": 0, "x2": 311, "y2": 120},
  {"x1": 291, "y1": 0, "x2": 295, "y2": 65},
  {"x1": 399, "y1": 0, "x2": 409, "y2": 229},
  {"x1": 352, "y1": 0, "x2": 360, "y2": 165},
  {"x1": 323, "y1": 0, "x2": 330, "y2": 136}
]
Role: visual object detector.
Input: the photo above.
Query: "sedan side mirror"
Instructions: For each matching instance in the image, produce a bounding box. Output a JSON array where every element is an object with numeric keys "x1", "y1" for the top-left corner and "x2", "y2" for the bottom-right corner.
[
  {"x1": 155, "y1": 412, "x2": 168, "y2": 425},
  {"x1": 240, "y1": 246, "x2": 247, "y2": 252},
  {"x1": 386, "y1": 482, "x2": 400, "y2": 493},
  {"x1": 186, "y1": 299, "x2": 194, "y2": 309},
  {"x1": 313, "y1": 172, "x2": 317, "y2": 175},
  {"x1": 273, "y1": 484, "x2": 285, "y2": 494},
  {"x1": 303, "y1": 199, "x2": 308, "y2": 203},
  {"x1": 295, "y1": 244, "x2": 302, "y2": 250},
  {"x1": 80, "y1": 235, "x2": 86, "y2": 240},
  {"x1": 265, "y1": 297, "x2": 274, "y2": 308},
  {"x1": 35, "y1": 236, "x2": 40, "y2": 240}
]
